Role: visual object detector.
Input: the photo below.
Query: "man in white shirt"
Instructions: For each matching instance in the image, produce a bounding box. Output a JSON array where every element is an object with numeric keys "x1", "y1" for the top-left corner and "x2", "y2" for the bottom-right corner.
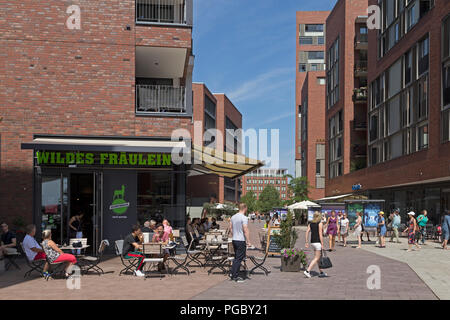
[
  {"x1": 23, "y1": 224, "x2": 48, "y2": 272},
  {"x1": 229, "y1": 203, "x2": 252, "y2": 283}
]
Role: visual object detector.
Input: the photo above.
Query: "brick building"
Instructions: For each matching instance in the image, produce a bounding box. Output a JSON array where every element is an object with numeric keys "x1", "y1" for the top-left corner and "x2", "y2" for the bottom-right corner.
[
  {"x1": 0, "y1": 0, "x2": 199, "y2": 253},
  {"x1": 295, "y1": 11, "x2": 329, "y2": 199},
  {"x1": 299, "y1": 71, "x2": 327, "y2": 200},
  {"x1": 325, "y1": 0, "x2": 450, "y2": 224},
  {"x1": 187, "y1": 83, "x2": 242, "y2": 208},
  {"x1": 241, "y1": 168, "x2": 290, "y2": 201}
]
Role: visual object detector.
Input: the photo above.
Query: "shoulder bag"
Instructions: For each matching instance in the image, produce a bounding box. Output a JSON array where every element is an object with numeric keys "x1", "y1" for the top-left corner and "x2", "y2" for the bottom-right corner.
[{"x1": 319, "y1": 249, "x2": 333, "y2": 269}]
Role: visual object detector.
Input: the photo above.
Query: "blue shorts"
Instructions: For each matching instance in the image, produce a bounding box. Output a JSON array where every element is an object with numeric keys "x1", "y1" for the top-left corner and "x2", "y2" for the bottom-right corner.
[{"x1": 379, "y1": 227, "x2": 387, "y2": 237}]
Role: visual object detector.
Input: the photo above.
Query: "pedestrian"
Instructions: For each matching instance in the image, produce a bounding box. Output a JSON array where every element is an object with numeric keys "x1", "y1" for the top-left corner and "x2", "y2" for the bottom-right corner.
[
  {"x1": 304, "y1": 212, "x2": 327, "y2": 278},
  {"x1": 403, "y1": 212, "x2": 421, "y2": 252},
  {"x1": 68, "y1": 211, "x2": 84, "y2": 255},
  {"x1": 326, "y1": 211, "x2": 338, "y2": 251},
  {"x1": 340, "y1": 213, "x2": 349, "y2": 247},
  {"x1": 229, "y1": 203, "x2": 252, "y2": 283},
  {"x1": 360, "y1": 218, "x2": 371, "y2": 243},
  {"x1": 389, "y1": 209, "x2": 401, "y2": 243},
  {"x1": 353, "y1": 211, "x2": 363, "y2": 249},
  {"x1": 337, "y1": 211, "x2": 342, "y2": 243},
  {"x1": 416, "y1": 210, "x2": 428, "y2": 245},
  {"x1": 442, "y1": 210, "x2": 450, "y2": 250},
  {"x1": 377, "y1": 211, "x2": 387, "y2": 248}
]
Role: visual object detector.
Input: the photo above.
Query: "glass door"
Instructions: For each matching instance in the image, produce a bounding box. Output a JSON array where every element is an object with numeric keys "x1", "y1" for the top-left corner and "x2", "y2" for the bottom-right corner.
[{"x1": 40, "y1": 174, "x2": 68, "y2": 245}]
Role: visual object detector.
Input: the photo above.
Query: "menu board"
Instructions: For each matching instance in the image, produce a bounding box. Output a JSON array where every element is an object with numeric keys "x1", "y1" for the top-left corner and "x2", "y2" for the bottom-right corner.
[{"x1": 265, "y1": 227, "x2": 282, "y2": 256}]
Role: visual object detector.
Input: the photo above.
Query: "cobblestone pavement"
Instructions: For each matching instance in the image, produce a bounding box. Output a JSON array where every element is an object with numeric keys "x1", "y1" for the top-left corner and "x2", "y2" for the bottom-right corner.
[
  {"x1": 193, "y1": 222, "x2": 438, "y2": 300},
  {"x1": 0, "y1": 221, "x2": 439, "y2": 300},
  {"x1": 359, "y1": 236, "x2": 450, "y2": 300}
]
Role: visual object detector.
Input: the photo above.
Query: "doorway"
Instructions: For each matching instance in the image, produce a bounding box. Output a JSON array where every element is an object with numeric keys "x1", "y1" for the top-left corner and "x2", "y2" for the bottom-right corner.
[{"x1": 69, "y1": 174, "x2": 94, "y2": 254}]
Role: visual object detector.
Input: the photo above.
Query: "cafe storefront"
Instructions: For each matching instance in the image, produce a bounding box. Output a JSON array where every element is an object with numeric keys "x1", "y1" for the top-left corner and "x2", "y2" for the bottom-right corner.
[{"x1": 22, "y1": 135, "x2": 262, "y2": 254}]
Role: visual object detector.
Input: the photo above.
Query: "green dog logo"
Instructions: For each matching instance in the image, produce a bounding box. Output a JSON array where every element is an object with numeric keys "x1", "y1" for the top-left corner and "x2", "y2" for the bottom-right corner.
[{"x1": 109, "y1": 185, "x2": 130, "y2": 214}]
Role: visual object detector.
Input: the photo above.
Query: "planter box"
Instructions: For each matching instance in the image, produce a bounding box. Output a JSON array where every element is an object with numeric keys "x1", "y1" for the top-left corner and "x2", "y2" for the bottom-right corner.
[{"x1": 280, "y1": 255, "x2": 302, "y2": 272}]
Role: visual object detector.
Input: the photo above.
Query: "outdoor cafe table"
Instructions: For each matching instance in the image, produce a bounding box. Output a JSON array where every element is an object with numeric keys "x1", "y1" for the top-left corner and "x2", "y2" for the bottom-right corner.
[{"x1": 59, "y1": 245, "x2": 90, "y2": 256}]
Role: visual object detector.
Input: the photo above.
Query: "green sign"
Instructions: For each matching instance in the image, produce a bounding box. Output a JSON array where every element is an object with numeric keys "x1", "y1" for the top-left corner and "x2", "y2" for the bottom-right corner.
[
  {"x1": 109, "y1": 185, "x2": 129, "y2": 214},
  {"x1": 36, "y1": 151, "x2": 171, "y2": 167}
]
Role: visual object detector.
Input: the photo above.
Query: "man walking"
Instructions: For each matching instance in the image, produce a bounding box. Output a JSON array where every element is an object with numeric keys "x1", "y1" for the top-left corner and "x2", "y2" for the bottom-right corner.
[
  {"x1": 230, "y1": 203, "x2": 252, "y2": 283},
  {"x1": 417, "y1": 210, "x2": 428, "y2": 245},
  {"x1": 390, "y1": 210, "x2": 401, "y2": 243}
]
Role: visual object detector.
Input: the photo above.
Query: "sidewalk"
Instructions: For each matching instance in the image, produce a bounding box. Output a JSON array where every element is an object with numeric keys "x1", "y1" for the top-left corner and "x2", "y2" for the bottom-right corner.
[
  {"x1": 359, "y1": 237, "x2": 450, "y2": 300},
  {"x1": 193, "y1": 222, "x2": 437, "y2": 300}
]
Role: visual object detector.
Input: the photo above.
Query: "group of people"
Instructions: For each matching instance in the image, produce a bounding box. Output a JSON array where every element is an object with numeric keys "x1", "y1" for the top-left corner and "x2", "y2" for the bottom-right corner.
[
  {"x1": 121, "y1": 220, "x2": 175, "y2": 277},
  {"x1": 185, "y1": 216, "x2": 220, "y2": 245},
  {"x1": 319, "y1": 210, "x2": 351, "y2": 251}
]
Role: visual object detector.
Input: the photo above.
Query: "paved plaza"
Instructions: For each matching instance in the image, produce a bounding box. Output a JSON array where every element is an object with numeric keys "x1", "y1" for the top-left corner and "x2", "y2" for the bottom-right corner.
[{"x1": 0, "y1": 221, "x2": 444, "y2": 300}]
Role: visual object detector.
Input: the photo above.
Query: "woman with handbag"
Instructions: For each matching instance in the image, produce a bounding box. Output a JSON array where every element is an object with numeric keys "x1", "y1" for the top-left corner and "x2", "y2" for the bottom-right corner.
[{"x1": 304, "y1": 212, "x2": 327, "y2": 278}]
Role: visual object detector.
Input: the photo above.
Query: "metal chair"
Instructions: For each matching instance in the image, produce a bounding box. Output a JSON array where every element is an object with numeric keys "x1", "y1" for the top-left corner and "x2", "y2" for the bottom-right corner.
[
  {"x1": 142, "y1": 243, "x2": 165, "y2": 279},
  {"x1": 206, "y1": 238, "x2": 228, "y2": 275},
  {"x1": 79, "y1": 240, "x2": 109, "y2": 275},
  {"x1": 115, "y1": 240, "x2": 139, "y2": 276},
  {"x1": 248, "y1": 251, "x2": 271, "y2": 276},
  {"x1": 20, "y1": 242, "x2": 46, "y2": 278},
  {"x1": 4, "y1": 249, "x2": 21, "y2": 271},
  {"x1": 181, "y1": 235, "x2": 203, "y2": 267}
]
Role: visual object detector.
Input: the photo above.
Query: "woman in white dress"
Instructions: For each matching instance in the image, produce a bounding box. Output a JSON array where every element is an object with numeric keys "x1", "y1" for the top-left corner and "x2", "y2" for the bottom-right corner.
[
  {"x1": 340, "y1": 213, "x2": 350, "y2": 247},
  {"x1": 353, "y1": 212, "x2": 363, "y2": 249}
]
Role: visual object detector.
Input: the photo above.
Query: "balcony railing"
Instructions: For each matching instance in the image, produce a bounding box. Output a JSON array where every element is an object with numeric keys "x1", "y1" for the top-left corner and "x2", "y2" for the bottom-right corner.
[
  {"x1": 352, "y1": 144, "x2": 367, "y2": 157},
  {"x1": 354, "y1": 60, "x2": 368, "y2": 76},
  {"x1": 136, "y1": 85, "x2": 186, "y2": 114},
  {"x1": 355, "y1": 34, "x2": 368, "y2": 45},
  {"x1": 136, "y1": 0, "x2": 186, "y2": 25}
]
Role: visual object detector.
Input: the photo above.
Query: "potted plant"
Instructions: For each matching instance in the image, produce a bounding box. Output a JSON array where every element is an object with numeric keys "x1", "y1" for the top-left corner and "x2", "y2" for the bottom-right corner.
[
  {"x1": 273, "y1": 212, "x2": 306, "y2": 272},
  {"x1": 280, "y1": 248, "x2": 307, "y2": 272}
]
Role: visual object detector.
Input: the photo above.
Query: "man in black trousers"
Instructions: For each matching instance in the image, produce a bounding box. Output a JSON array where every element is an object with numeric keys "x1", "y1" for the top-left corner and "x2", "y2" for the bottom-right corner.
[{"x1": 229, "y1": 203, "x2": 252, "y2": 283}]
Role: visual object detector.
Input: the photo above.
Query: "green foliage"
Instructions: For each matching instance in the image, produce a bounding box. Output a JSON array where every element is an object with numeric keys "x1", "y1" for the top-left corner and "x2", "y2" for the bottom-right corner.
[
  {"x1": 203, "y1": 202, "x2": 237, "y2": 218},
  {"x1": 284, "y1": 175, "x2": 311, "y2": 202},
  {"x1": 281, "y1": 248, "x2": 308, "y2": 267},
  {"x1": 240, "y1": 190, "x2": 258, "y2": 213},
  {"x1": 257, "y1": 185, "x2": 282, "y2": 214},
  {"x1": 273, "y1": 212, "x2": 298, "y2": 249}
]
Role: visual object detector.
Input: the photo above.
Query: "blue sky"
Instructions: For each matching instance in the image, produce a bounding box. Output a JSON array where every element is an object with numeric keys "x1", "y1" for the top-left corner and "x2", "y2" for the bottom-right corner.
[{"x1": 193, "y1": 0, "x2": 337, "y2": 176}]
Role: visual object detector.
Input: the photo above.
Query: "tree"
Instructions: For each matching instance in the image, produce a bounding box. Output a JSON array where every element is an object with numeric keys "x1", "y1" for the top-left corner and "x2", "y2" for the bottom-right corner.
[
  {"x1": 284, "y1": 175, "x2": 311, "y2": 202},
  {"x1": 257, "y1": 185, "x2": 282, "y2": 214},
  {"x1": 240, "y1": 190, "x2": 258, "y2": 213}
]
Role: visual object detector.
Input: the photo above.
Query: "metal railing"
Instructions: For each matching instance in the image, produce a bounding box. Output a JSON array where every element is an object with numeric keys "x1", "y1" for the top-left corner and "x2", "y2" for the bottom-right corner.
[
  {"x1": 355, "y1": 33, "x2": 368, "y2": 44},
  {"x1": 354, "y1": 60, "x2": 368, "y2": 74},
  {"x1": 136, "y1": 85, "x2": 186, "y2": 113},
  {"x1": 136, "y1": 0, "x2": 186, "y2": 24},
  {"x1": 353, "y1": 87, "x2": 368, "y2": 102}
]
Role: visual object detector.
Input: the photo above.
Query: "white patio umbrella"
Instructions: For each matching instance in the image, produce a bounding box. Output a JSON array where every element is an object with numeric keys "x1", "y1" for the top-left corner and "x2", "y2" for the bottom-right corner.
[{"x1": 288, "y1": 200, "x2": 319, "y2": 210}]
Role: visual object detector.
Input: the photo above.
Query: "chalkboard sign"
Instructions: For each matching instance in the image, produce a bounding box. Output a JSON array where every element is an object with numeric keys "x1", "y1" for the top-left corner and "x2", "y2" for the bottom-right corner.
[{"x1": 265, "y1": 226, "x2": 282, "y2": 256}]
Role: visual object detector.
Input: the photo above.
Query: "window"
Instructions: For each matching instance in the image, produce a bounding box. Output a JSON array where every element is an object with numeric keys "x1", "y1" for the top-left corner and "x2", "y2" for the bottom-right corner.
[
  {"x1": 418, "y1": 36, "x2": 429, "y2": 75},
  {"x1": 299, "y1": 64, "x2": 306, "y2": 72},
  {"x1": 317, "y1": 77, "x2": 326, "y2": 85},
  {"x1": 443, "y1": 63, "x2": 450, "y2": 107},
  {"x1": 316, "y1": 161, "x2": 321, "y2": 176},
  {"x1": 407, "y1": 3, "x2": 417, "y2": 30},
  {"x1": 370, "y1": 113, "x2": 379, "y2": 142},
  {"x1": 305, "y1": 24, "x2": 324, "y2": 32},
  {"x1": 318, "y1": 36, "x2": 325, "y2": 45},
  {"x1": 310, "y1": 64, "x2": 319, "y2": 71},
  {"x1": 418, "y1": 125, "x2": 429, "y2": 149},
  {"x1": 418, "y1": 76, "x2": 428, "y2": 119},
  {"x1": 327, "y1": 37, "x2": 340, "y2": 109},
  {"x1": 308, "y1": 51, "x2": 324, "y2": 60},
  {"x1": 300, "y1": 37, "x2": 313, "y2": 45},
  {"x1": 405, "y1": 50, "x2": 412, "y2": 85},
  {"x1": 370, "y1": 147, "x2": 378, "y2": 166}
]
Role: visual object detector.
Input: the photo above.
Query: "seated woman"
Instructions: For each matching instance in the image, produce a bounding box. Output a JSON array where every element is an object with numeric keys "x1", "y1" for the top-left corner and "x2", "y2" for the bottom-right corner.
[
  {"x1": 162, "y1": 219, "x2": 173, "y2": 236},
  {"x1": 41, "y1": 229, "x2": 77, "y2": 279}
]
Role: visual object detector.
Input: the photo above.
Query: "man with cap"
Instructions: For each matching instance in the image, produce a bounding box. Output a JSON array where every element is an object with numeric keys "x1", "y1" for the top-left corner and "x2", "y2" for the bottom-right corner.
[
  {"x1": 389, "y1": 209, "x2": 401, "y2": 243},
  {"x1": 403, "y1": 212, "x2": 421, "y2": 252}
]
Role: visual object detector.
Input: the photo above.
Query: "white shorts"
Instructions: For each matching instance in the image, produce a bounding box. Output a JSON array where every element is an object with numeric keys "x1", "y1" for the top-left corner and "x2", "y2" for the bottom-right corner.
[{"x1": 310, "y1": 243, "x2": 322, "y2": 251}]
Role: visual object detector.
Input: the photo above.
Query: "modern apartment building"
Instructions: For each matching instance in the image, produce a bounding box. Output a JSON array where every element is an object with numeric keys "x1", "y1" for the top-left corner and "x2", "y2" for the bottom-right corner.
[
  {"x1": 299, "y1": 71, "x2": 327, "y2": 200},
  {"x1": 325, "y1": 0, "x2": 450, "y2": 224},
  {"x1": 241, "y1": 169, "x2": 290, "y2": 201},
  {"x1": 295, "y1": 11, "x2": 330, "y2": 180},
  {"x1": 188, "y1": 83, "x2": 243, "y2": 206},
  {"x1": 0, "y1": 0, "x2": 198, "y2": 253}
]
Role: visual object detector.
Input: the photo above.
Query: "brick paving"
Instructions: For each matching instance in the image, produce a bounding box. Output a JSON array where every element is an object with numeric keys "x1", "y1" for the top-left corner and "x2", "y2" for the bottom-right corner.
[
  {"x1": 0, "y1": 220, "x2": 438, "y2": 300},
  {"x1": 193, "y1": 221, "x2": 438, "y2": 300}
]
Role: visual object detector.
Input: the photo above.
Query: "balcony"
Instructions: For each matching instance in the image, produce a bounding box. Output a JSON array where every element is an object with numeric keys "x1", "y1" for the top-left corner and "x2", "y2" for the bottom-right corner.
[
  {"x1": 354, "y1": 34, "x2": 368, "y2": 50},
  {"x1": 354, "y1": 61, "x2": 368, "y2": 78},
  {"x1": 353, "y1": 121, "x2": 367, "y2": 131},
  {"x1": 136, "y1": 0, "x2": 188, "y2": 25},
  {"x1": 353, "y1": 87, "x2": 368, "y2": 103},
  {"x1": 352, "y1": 144, "x2": 367, "y2": 157},
  {"x1": 136, "y1": 85, "x2": 186, "y2": 114}
]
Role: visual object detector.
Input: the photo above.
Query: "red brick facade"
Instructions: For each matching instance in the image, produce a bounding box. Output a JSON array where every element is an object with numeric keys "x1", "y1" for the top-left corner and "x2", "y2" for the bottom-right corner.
[
  {"x1": 301, "y1": 71, "x2": 326, "y2": 200},
  {"x1": 188, "y1": 83, "x2": 242, "y2": 205},
  {"x1": 241, "y1": 169, "x2": 290, "y2": 201},
  {"x1": 0, "y1": 1, "x2": 193, "y2": 224},
  {"x1": 325, "y1": 0, "x2": 450, "y2": 197}
]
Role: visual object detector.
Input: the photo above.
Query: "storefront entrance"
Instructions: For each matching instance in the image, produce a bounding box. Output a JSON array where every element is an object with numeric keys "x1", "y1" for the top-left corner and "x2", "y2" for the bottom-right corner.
[{"x1": 38, "y1": 170, "x2": 103, "y2": 255}]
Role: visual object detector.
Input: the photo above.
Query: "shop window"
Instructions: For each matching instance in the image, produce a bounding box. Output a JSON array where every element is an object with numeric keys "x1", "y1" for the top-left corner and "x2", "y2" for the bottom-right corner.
[{"x1": 137, "y1": 172, "x2": 172, "y2": 223}]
